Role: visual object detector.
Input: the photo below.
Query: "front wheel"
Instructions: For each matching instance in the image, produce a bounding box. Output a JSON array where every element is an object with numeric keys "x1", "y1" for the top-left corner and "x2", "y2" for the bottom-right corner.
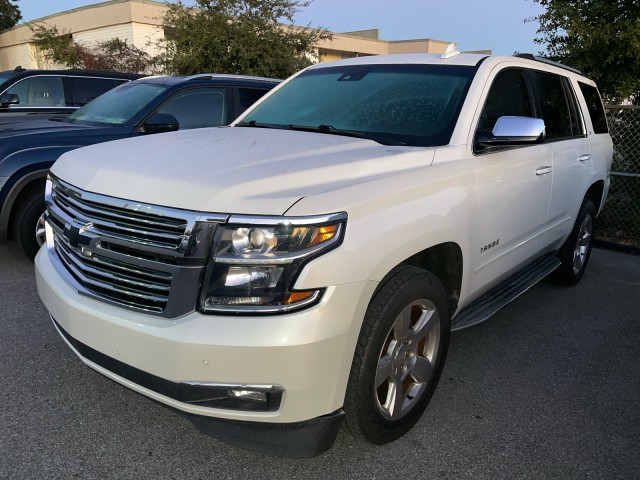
[
  {"x1": 344, "y1": 265, "x2": 450, "y2": 444},
  {"x1": 13, "y1": 188, "x2": 46, "y2": 260}
]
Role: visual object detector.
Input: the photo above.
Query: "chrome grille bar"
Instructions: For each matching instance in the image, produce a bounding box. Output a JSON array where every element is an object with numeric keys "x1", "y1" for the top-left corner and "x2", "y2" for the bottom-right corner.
[
  {"x1": 52, "y1": 181, "x2": 188, "y2": 248},
  {"x1": 55, "y1": 235, "x2": 171, "y2": 293},
  {"x1": 55, "y1": 238, "x2": 169, "y2": 312}
]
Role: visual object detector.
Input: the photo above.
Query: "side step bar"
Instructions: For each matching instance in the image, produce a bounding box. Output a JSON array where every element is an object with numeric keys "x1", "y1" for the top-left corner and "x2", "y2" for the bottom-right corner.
[{"x1": 451, "y1": 255, "x2": 561, "y2": 331}]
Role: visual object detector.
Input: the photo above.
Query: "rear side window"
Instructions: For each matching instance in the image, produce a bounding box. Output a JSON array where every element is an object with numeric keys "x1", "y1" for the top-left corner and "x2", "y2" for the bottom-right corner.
[
  {"x1": 65, "y1": 77, "x2": 128, "y2": 107},
  {"x1": 237, "y1": 88, "x2": 270, "y2": 112},
  {"x1": 477, "y1": 68, "x2": 534, "y2": 134},
  {"x1": 578, "y1": 82, "x2": 608, "y2": 134}
]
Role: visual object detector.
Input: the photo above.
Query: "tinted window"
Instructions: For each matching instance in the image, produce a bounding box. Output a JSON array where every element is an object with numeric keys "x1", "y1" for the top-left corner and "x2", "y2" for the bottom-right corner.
[
  {"x1": 4, "y1": 76, "x2": 65, "y2": 107},
  {"x1": 564, "y1": 80, "x2": 585, "y2": 136},
  {"x1": 477, "y1": 69, "x2": 533, "y2": 134},
  {"x1": 238, "y1": 88, "x2": 270, "y2": 112},
  {"x1": 66, "y1": 77, "x2": 127, "y2": 107},
  {"x1": 156, "y1": 87, "x2": 227, "y2": 129},
  {"x1": 534, "y1": 71, "x2": 573, "y2": 139},
  {"x1": 240, "y1": 64, "x2": 476, "y2": 147},
  {"x1": 579, "y1": 82, "x2": 608, "y2": 134},
  {"x1": 67, "y1": 82, "x2": 167, "y2": 125}
]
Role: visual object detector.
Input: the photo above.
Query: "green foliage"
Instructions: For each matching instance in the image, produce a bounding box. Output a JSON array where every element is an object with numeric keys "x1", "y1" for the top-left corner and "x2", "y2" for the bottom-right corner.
[
  {"x1": 0, "y1": 0, "x2": 21, "y2": 31},
  {"x1": 82, "y1": 38, "x2": 152, "y2": 73},
  {"x1": 31, "y1": 23, "x2": 83, "y2": 68},
  {"x1": 531, "y1": 0, "x2": 640, "y2": 104},
  {"x1": 30, "y1": 23, "x2": 152, "y2": 74},
  {"x1": 157, "y1": 0, "x2": 331, "y2": 78}
]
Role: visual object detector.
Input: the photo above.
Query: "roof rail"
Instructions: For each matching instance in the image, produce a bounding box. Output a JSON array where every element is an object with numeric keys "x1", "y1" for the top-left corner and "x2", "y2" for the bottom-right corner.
[
  {"x1": 185, "y1": 73, "x2": 280, "y2": 83},
  {"x1": 513, "y1": 53, "x2": 582, "y2": 75}
]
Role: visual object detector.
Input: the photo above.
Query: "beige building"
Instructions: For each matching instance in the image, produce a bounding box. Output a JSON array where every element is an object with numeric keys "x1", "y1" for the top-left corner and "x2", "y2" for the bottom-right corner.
[{"x1": 0, "y1": 0, "x2": 486, "y2": 71}]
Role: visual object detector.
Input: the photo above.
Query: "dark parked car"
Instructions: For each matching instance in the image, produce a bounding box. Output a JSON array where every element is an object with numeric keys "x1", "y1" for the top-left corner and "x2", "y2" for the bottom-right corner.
[
  {"x1": 0, "y1": 67, "x2": 142, "y2": 124},
  {"x1": 0, "y1": 74, "x2": 280, "y2": 258}
]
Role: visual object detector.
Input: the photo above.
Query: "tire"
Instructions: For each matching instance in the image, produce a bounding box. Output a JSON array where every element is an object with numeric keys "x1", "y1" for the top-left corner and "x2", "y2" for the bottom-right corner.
[
  {"x1": 344, "y1": 265, "x2": 451, "y2": 445},
  {"x1": 13, "y1": 188, "x2": 46, "y2": 260},
  {"x1": 552, "y1": 198, "x2": 597, "y2": 285}
]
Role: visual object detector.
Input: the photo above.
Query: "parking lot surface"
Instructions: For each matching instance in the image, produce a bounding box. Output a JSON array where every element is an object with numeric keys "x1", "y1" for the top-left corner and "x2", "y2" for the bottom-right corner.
[{"x1": 1, "y1": 243, "x2": 639, "y2": 479}]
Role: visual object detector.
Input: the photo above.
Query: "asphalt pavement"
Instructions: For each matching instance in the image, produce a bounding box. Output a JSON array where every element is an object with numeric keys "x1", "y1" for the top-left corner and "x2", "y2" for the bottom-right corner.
[{"x1": 1, "y1": 242, "x2": 639, "y2": 479}]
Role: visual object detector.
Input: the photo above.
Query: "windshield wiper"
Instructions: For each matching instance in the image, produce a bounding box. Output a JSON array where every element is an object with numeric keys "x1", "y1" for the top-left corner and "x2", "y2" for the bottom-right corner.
[
  {"x1": 236, "y1": 120, "x2": 289, "y2": 130},
  {"x1": 288, "y1": 124, "x2": 407, "y2": 146}
]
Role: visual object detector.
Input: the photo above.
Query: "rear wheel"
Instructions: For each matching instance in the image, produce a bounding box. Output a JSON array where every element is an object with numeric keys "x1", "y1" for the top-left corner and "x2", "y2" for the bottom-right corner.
[
  {"x1": 13, "y1": 188, "x2": 46, "y2": 259},
  {"x1": 344, "y1": 265, "x2": 450, "y2": 444},
  {"x1": 553, "y1": 199, "x2": 597, "y2": 285}
]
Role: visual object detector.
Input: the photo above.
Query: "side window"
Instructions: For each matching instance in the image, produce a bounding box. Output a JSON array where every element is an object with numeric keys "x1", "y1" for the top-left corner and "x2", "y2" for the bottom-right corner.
[
  {"x1": 156, "y1": 87, "x2": 227, "y2": 129},
  {"x1": 237, "y1": 88, "x2": 270, "y2": 112},
  {"x1": 563, "y1": 79, "x2": 585, "y2": 136},
  {"x1": 578, "y1": 82, "x2": 609, "y2": 134},
  {"x1": 4, "y1": 76, "x2": 65, "y2": 107},
  {"x1": 533, "y1": 71, "x2": 574, "y2": 140},
  {"x1": 65, "y1": 77, "x2": 127, "y2": 107},
  {"x1": 477, "y1": 69, "x2": 533, "y2": 134}
]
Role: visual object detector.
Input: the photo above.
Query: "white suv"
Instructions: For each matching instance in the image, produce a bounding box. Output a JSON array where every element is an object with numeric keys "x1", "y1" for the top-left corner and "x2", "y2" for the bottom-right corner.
[{"x1": 35, "y1": 52, "x2": 612, "y2": 457}]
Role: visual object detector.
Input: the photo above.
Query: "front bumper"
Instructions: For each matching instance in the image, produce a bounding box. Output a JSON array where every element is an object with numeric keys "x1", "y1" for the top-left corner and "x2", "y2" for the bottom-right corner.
[{"x1": 35, "y1": 247, "x2": 376, "y2": 453}]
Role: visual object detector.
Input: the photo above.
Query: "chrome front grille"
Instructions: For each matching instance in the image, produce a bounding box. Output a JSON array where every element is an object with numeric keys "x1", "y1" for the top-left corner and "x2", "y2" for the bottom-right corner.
[
  {"x1": 54, "y1": 233, "x2": 172, "y2": 312},
  {"x1": 45, "y1": 175, "x2": 228, "y2": 317}
]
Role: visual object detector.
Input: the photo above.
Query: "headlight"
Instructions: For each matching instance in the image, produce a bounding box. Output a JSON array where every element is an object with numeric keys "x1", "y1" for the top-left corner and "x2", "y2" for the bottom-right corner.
[{"x1": 199, "y1": 212, "x2": 346, "y2": 314}]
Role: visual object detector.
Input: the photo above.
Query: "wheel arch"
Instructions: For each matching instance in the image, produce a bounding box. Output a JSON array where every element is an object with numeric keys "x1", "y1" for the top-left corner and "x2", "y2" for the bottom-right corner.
[
  {"x1": 584, "y1": 180, "x2": 605, "y2": 215},
  {"x1": 0, "y1": 169, "x2": 48, "y2": 242},
  {"x1": 380, "y1": 242, "x2": 464, "y2": 316}
]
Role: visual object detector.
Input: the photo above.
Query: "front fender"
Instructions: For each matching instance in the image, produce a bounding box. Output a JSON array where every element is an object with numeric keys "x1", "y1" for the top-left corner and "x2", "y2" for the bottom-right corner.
[{"x1": 0, "y1": 146, "x2": 83, "y2": 241}]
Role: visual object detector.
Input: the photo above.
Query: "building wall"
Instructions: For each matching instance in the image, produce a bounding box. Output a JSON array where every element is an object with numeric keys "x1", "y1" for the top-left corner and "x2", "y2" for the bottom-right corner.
[
  {"x1": 0, "y1": 44, "x2": 34, "y2": 70},
  {"x1": 74, "y1": 23, "x2": 136, "y2": 46},
  {"x1": 131, "y1": 23, "x2": 164, "y2": 56}
]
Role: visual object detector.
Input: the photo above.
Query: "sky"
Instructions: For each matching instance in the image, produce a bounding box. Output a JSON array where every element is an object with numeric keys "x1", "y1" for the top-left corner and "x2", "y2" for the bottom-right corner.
[{"x1": 16, "y1": 0, "x2": 547, "y2": 56}]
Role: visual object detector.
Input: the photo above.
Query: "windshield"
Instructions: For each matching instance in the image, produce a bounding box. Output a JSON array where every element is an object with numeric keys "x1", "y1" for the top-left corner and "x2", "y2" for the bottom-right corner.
[
  {"x1": 66, "y1": 82, "x2": 168, "y2": 125},
  {"x1": 238, "y1": 64, "x2": 476, "y2": 147}
]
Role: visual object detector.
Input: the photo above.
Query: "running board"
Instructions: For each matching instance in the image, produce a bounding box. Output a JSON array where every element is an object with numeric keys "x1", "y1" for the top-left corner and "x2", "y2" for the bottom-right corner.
[{"x1": 451, "y1": 255, "x2": 561, "y2": 331}]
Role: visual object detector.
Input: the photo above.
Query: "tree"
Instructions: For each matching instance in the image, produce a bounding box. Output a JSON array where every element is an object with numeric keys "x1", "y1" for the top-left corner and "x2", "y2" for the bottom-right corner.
[
  {"x1": 157, "y1": 0, "x2": 331, "y2": 78},
  {"x1": 30, "y1": 23, "x2": 152, "y2": 74},
  {"x1": 531, "y1": 0, "x2": 640, "y2": 104},
  {"x1": 0, "y1": 0, "x2": 21, "y2": 31}
]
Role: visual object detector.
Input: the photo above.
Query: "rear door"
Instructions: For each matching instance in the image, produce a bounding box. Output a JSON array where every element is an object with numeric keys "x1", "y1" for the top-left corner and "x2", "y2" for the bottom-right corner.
[{"x1": 534, "y1": 70, "x2": 592, "y2": 245}]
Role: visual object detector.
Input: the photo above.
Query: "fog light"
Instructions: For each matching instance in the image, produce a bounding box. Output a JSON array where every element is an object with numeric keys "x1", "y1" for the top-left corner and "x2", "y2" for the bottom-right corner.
[{"x1": 229, "y1": 389, "x2": 268, "y2": 403}]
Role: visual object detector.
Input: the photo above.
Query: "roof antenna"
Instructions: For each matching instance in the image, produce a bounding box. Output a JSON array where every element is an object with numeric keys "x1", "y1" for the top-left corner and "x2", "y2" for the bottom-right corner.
[{"x1": 440, "y1": 43, "x2": 460, "y2": 59}]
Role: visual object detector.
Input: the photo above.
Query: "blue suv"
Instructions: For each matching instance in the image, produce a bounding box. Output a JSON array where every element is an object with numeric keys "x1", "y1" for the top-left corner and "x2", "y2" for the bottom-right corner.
[{"x1": 0, "y1": 74, "x2": 280, "y2": 258}]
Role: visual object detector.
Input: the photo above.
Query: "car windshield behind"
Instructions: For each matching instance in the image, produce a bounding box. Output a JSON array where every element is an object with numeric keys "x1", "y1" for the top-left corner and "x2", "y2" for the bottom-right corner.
[
  {"x1": 0, "y1": 71, "x2": 16, "y2": 85},
  {"x1": 66, "y1": 82, "x2": 168, "y2": 125},
  {"x1": 238, "y1": 64, "x2": 476, "y2": 147}
]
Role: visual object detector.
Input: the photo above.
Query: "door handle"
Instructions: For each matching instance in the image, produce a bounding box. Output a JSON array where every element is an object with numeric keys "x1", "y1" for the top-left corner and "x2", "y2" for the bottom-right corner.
[
  {"x1": 578, "y1": 154, "x2": 592, "y2": 162},
  {"x1": 535, "y1": 166, "x2": 552, "y2": 175}
]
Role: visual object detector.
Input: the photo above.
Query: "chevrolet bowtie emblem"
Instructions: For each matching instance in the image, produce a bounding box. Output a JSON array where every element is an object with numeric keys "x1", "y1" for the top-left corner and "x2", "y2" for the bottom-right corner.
[{"x1": 64, "y1": 223, "x2": 93, "y2": 249}]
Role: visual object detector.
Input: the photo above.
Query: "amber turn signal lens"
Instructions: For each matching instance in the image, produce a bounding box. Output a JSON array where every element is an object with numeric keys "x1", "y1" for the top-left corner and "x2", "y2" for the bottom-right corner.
[
  {"x1": 284, "y1": 291, "x2": 316, "y2": 304},
  {"x1": 309, "y1": 225, "x2": 338, "y2": 247}
]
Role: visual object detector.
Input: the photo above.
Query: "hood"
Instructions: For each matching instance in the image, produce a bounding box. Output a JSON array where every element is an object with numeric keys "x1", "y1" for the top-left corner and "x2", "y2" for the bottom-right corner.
[
  {"x1": 51, "y1": 126, "x2": 435, "y2": 215},
  {"x1": 0, "y1": 119, "x2": 92, "y2": 137},
  {"x1": 0, "y1": 121, "x2": 130, "y2": 173}
]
